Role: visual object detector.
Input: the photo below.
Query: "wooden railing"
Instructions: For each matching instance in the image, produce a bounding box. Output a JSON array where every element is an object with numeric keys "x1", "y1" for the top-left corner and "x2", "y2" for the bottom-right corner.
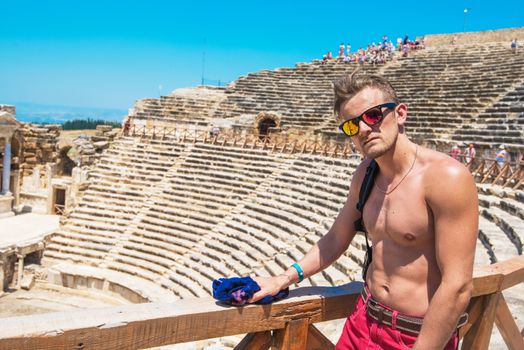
[
  {"x1": 128, "y1": 124, "x2": 356, "y2": 159},
  {"x1": 53, "y1": 204, "x2": 65, "y2": 216},
  {"x1": 124, "y1": 125, "x2": 523, "y2": 189},
  {"x1": 467, "y1": 157, "x2": 524, "y2": 190},
  {"x1": 0, "y1": 256, "x2": 522, "y2": 350}
]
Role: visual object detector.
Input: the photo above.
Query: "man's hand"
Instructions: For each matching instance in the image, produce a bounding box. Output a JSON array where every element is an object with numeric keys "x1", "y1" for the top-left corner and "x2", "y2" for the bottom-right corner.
[{"x1": 249, "y1": 275, "x2": 291, "y2": 303}]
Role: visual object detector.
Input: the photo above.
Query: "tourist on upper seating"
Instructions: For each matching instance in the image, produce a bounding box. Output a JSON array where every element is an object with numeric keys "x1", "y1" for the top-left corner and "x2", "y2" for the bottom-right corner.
[
  {"x1": 122, "y1": 116, "x2": 131, "y2": 136},
  {"x1": 339, "y1": 43, "x2": 345, "y2": 58},
  {"x1": 511, "y1": 38, "x2": 518, "y2": 54},
  {"x1": 464, "y1": 143, "x2": 476, "y2": 165},
  {"x1": 209, "y1": 126, "x2": 220, "y2": 137},
  {"x1": 396, "y1": 37, "x2": 403, "y2": 51},
  {"x1": 450, "y1": 144, "x2": 461, "y2": 160},
  {"x1": 401, "y1": 44, "x2": 409, "y2": 57},
  {"x1": 346, "y1": 43, "x2": 351, "y2": 57},
  {"x1": 250, "y1": 72, "x2": 477, "y2": 350},
  {"x1": 495, "y1": 144, "x2": 508, "y2": 167}
]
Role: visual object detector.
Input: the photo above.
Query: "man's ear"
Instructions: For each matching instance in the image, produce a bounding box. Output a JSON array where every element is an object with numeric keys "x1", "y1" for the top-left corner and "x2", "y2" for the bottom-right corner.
[{"x1": 395, "y1": 103, "x2": 408, "y2": 126}]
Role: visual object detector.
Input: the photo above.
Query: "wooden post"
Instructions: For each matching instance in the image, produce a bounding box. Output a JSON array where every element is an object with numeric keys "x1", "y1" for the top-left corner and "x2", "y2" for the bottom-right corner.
[
  {"x1": 481, "y1": 162, "x2": 498, "y2": 183},
  {"x1": 492, "y1": 163, "x2": 509, "y2": 185},
  {"x1": 273, "y1": 318, "x2": 309, "y2": 350},
  {"x1": 503, "y1": 168, "x2": 522, "y2": 188},
  {"x1": 472, "y1": 159, "x2": 484, "y2": 178},
  {"x1": 291, "y1": 141, "x2": 297, "y2": 153},
  {"x1": 494, "y1": 294, "x2": 524, "y2": 350},
  {"x1": 235, "y1": 331, "x2": 271, "y2": 350},
  {"x1": 462, "y1": 292, "x2": 501, "y2": 349},
  {"x1": 306, "y1": 325, "x2": 335, "y2": 350}
]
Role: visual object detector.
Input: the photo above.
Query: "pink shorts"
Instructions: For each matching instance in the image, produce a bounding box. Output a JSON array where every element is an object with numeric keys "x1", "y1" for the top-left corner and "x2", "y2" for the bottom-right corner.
[{"x1": 335, "y1": 289, "x2": 458, "y2": 350}]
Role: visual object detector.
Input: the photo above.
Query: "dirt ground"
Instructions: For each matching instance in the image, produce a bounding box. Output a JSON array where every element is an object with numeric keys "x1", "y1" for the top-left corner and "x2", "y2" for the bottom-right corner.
[{"x1": 0, "y1": 282, "x2": 128, "y2": 318}]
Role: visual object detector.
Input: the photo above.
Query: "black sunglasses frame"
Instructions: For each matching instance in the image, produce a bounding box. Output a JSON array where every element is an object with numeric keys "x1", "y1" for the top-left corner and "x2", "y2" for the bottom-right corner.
[{"x1": 338, "y1": 102, "x2": 398, "y2": 137}]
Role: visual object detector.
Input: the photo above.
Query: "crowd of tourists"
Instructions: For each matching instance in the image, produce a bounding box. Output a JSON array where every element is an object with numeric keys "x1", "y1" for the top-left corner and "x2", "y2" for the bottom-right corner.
[
  {"x1": 321, "y1": 35, "x2": 425, "y2": 65},
  {"x1": 449, "y1": 143, "x2": 515, "y2": 168}
]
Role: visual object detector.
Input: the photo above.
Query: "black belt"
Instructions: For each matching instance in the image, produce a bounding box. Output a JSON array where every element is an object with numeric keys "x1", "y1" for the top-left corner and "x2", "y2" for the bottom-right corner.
[{"x1": 361, "y1": 287, "x2": 468, "y2": 335}]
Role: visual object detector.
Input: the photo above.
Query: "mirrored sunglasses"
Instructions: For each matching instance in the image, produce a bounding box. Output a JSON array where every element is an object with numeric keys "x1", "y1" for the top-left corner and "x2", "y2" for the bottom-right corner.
[{"x1": 338, "y1": 102, "x2": 397, "y2": 137}]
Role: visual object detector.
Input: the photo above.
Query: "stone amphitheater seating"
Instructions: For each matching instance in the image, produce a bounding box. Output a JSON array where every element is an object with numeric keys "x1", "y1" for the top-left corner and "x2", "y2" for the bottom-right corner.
[
  {"x1": 380, "y1": 43, "x2": 524, "y2": 150},
  {"x1": 452, "y1": 83, "x2": 524, "y2": 150},
  {"x1": 130, "y1": 43, "x2": 524, "y2": 155},
  {"x1": 477, "y1": 184, "x2": 524, "y2": 263},
  {"x1": 44, "y1": 137, "x2": 365, "y2": 300},
  {"x1": 43, "y1": 133, "x2": 524, "y2": 303},
  {"x1": 131, "y1": 61, "x2": 382, "y2": 131}
]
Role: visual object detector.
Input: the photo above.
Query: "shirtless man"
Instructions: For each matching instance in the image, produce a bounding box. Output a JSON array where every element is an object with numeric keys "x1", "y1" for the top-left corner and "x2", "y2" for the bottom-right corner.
[{"x1": 250, "y1": 73, "x2": 478, "y2": 349}]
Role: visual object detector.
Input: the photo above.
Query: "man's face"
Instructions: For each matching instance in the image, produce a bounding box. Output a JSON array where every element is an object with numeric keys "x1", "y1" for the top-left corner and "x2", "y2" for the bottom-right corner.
[{"x1": 339, "y1": 87, "x2": 401, "y2": 159}]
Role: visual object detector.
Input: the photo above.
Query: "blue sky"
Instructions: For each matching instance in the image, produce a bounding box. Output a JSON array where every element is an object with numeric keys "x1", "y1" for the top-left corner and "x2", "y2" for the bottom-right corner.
[{"x1": 1, "y1": 0, "x2": 523, "y2": 111}]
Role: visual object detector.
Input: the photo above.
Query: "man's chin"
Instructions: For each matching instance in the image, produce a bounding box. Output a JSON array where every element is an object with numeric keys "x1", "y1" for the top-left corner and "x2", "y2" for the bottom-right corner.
[{"x1": 362, "y1": 146, "x2": 388, "y2": 159}]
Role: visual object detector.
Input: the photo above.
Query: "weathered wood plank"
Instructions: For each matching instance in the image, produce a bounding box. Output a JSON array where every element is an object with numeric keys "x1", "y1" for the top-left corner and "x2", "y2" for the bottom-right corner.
[
  {"x1": 462, "y1": 292, "x2": 500, "y2": 350},
  {"x1": 0, "y1": 283, "x2": 363, "y2": 350},
  {"x1": 234, "y1": 331, "x2": 271, "y2": 350},
  {"x1": 273, "y1": 319, "x2": 309, "y2": 350},
  {"x1": 473, "y1": 255, "x2": 524, "y2": 294},
  {"x1": 495, "y1": 294, "x2": 524, "y2": 350},
  {"x1": 306, "y1": 324, "x2": 335, "y2": 350}
]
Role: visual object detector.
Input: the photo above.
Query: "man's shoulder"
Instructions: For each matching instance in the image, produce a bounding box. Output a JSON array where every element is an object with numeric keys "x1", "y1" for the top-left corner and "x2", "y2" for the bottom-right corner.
[
  {"x1": 423, "y1": 148, "x2": 470, "y2": 182},
  {"x1": 421, "y1": 148, "x2": 476, "y2": 203}
]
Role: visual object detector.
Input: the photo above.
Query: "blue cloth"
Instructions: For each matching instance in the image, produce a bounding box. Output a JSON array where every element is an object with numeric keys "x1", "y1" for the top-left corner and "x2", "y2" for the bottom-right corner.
[{"x1": 212, "y1": 276, "x2": 289, "y2": 305}]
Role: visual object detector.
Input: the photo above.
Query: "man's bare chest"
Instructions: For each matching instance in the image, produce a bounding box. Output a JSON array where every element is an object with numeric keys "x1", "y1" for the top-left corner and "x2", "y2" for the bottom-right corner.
[{"x1": 363, "y1": 188, "x2": 434, "y2": 245}]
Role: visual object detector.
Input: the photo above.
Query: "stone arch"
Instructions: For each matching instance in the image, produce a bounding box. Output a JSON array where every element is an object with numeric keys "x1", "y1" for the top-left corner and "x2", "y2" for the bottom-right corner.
[
  {"x1": 57, "y1": 146, "x2": 76, "y2": 176},
  {"x1": 254, "y1": 112, "x2": 281, "y2": 137}
]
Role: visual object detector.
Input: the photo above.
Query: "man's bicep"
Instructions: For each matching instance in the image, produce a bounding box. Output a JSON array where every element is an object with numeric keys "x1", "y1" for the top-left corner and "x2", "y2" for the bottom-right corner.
[{"x1": 430, "y1": 166, "x2": 478, "y2": 281}]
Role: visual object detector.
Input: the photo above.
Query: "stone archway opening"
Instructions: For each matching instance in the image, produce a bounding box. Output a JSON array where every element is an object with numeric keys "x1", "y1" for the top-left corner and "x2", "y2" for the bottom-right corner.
[
  {"x1": 254, "y1": 112, "x2": 281, "y2": 139},
  {"x1": 57, "y1": 146, "x2": 76, "y2": 177},
  {"x1": 258, "y1": 118, "x2": 277, "y2": 138}
]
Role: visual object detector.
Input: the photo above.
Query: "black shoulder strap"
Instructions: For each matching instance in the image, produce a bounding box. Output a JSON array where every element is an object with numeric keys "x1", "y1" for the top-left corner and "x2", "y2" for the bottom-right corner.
[
  {"x1": 354, "y1": 160, "x2": 379, "y2": 280},
  {"x1": 354, "y1": 159, "x2": 379, "y2": 231}
]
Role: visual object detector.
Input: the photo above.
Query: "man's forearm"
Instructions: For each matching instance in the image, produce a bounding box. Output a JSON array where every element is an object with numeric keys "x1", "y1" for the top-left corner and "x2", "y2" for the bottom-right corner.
[
  {"x1": 279, "y1": 231, "x2": 351, "y2": 289},
  {"x1": 413, "y1": 281, "x2": 472, "y2": 350}
]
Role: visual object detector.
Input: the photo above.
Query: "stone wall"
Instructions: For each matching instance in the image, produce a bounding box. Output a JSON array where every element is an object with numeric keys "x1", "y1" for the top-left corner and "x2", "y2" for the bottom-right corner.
[
  {"x1": 71, "y1": 125, "x2": 117, "y2": 168},
  {"x1": 0, "y1": 104, "x2": 16, "y2": 115},
  {"x1": 425, "y1": 26, "x2": 524, "y2": 47},
  {"x1": 19, "y1": 124, "x2": 61, "y2": 178}
]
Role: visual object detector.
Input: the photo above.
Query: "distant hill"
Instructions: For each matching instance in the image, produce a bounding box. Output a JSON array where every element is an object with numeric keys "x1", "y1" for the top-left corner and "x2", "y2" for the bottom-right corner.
[{"x1": 3, "y1": 101, "x2": 127, "y2": 124}]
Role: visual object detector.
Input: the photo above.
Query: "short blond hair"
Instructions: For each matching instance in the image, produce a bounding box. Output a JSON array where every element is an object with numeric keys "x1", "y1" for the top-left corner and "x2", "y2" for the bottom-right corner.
[{"x1": 333, "y1": 70, "x2": 399, "y2": 117}]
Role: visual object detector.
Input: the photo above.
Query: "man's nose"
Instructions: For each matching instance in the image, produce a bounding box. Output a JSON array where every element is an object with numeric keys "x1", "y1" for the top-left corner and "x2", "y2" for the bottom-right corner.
[{"x1": 358, "y1": 120, "x2": 372, "y2": 136}]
